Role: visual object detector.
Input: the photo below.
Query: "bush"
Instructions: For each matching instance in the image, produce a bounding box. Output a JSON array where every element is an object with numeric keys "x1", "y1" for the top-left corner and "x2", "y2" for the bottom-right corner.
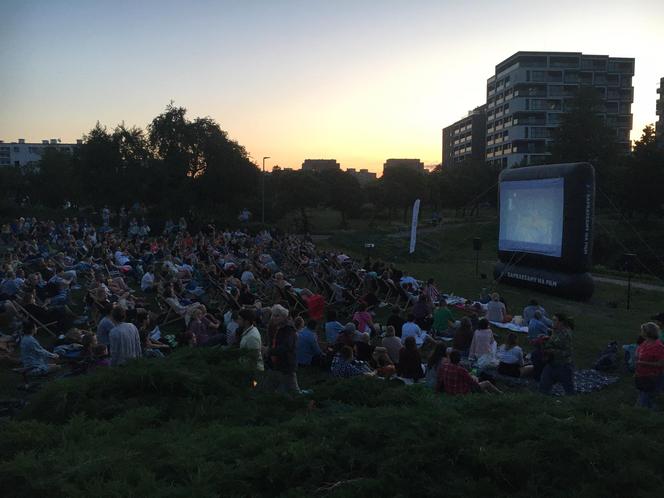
[{"x1": 1, "y1": 351, "x2": 663, "y2": 497}]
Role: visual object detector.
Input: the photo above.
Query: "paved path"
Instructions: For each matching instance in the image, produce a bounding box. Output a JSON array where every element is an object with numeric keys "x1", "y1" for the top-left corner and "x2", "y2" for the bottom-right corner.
[{"x1": 593, "y1": 275, "x2": 664, "y2": 292}]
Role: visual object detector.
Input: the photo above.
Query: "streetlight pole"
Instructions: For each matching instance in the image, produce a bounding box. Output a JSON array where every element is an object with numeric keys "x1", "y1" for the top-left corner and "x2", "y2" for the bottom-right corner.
[{"x1": 261, "y1": 156, "x2": 270, "y2": 224}]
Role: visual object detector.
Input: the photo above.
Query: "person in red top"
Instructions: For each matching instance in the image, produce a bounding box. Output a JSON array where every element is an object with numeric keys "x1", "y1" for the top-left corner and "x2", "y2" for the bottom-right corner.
[
  {"x1": 300, "y1": 289, "x2": 325, "y2": 322},
  {"x1": 436, "y1": 350, "x2": 502, "y2": 395},
  {"x1": 635, "y1": 322, "x2": 664, "y2": 410}
]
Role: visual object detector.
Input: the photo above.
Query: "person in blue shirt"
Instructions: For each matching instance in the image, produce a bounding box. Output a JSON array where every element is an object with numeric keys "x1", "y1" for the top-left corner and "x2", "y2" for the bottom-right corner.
[
  {"x1": 324, "y1": 309, "x2": 344, "y2": 344},
  {"x1": 296, "y1": 319, "x2": 323, "y2": 367},
  {"x1": 0, "y1": 271, "x2": 21, "y2": 299},
  {"x1": 528, "y1": 310, "x2": 552, "y2": 341},
  {"x1": 20, "y1": 321, "x2": 60, "y2": 376}
]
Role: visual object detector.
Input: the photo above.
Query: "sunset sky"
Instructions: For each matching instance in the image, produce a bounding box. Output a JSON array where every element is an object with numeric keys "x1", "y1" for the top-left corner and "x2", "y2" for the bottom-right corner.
[{"x1": 2, "y1": 0, "x2": 663, "y2": 173}]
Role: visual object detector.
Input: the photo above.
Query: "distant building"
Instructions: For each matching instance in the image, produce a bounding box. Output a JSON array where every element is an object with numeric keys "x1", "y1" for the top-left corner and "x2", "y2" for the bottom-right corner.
[
  {"x1": 485, "y1": 51, "x2": 634, "y2": 168},
  {"x1": 383, "y1": 158, "x2": 424, "y2": 175},
  {"x1": 0, "y1": 138, "x2": 83, "y2": 167},
  {"x1": 301, "y1": 159, "x2": 341, "y2": 172},
  {"x1": 442, "y1": 105, "x2": 487, "y2": 166},
  {"x1": 657, "y1": 77, "x2": 664, "y2": 145},
  {"x1": 346, "y1": 168, "x2": 377, "y2": 185}
]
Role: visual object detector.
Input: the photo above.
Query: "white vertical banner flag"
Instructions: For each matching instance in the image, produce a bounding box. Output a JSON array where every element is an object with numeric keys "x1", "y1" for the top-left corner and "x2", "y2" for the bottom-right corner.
[{"x1": 409, "y1": 199, "x2": 421, "y2": 254}]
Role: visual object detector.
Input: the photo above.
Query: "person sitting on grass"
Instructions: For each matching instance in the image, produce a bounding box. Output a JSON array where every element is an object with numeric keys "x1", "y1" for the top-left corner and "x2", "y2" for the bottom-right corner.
[
  {"x1": 486, "y1": 292, "x2": 506, "y2": 323},
  {"x1": 296, "y1": 319, "x2": 324, "y2": 367},
  {"x1": 91, "y1": 343, "x2": 111, "y2": 369},
  {"x1": 187, "y1": 307, "x2": 223, "y2": 347},
  {"x1": 370, "y1": 346, "x2": 396, "y2": 378},
  {"x1": 381, "y1": 325, "x2": 403, "y2": 365},
  {"x1": 452, "y1": 317, "x2": 474, "y2": 357},
  {"x1": 19, "y1": 320, "x2": 60, "y2": 376},
  {"x1": 436, "y1": 350, "x2": 502, "y2": 395},
  {"x1": 397, "y1": 336, "x2": 424, "y2": 382},
  {"x1": 387, "y1": 307, "x2": 405, "y2": 338},
  {"x1": 528, "y1": 310, "x2": 552, "y2": 341},
  {"x1": 523, "y1": 299, "x2": 547, "y2": 323},
  {"x1": 412, "y1": 294, "x2": 433, "y2": 329},
  {"x1": 497, "y1": 332, "x2": 534, "y2": 378},
  {"x1": 324, "y1": 309, "x2": 344, "y2": 344},
  {"x1": 352, "y1": 303, "x2": 374, "y2": 334},
  {"x1": 401, "y1": 314, "x2": 426, "y2": 347},
  {"x1": 425, "y1": 342, "x2": 448, "y2": 388},
  {"x1": 331, "y1": 345, "x2": 375, "y2": 378},
  {"x1": 469, "y1": 318, "x2": 496, "y2": 360},
  {"x1": 432, "y1": 299, "x2": 455, "y2": 336}
]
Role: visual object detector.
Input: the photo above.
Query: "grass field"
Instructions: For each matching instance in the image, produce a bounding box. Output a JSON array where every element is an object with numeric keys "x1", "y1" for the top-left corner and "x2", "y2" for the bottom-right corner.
[{"x1": 1, "y1": 213, "x2": 664, "y2": 496}]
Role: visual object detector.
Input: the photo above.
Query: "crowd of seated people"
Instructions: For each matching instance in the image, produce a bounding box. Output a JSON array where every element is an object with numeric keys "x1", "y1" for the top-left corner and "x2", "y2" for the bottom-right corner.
[{"x1": 2, "y1": 213, "x2": 662, "y2": 404}]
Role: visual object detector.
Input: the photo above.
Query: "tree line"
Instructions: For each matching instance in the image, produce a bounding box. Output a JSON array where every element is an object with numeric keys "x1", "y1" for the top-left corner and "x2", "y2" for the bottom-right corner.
[{"x1": 1, "y1": 94, "x2": 662, "y2": 228}]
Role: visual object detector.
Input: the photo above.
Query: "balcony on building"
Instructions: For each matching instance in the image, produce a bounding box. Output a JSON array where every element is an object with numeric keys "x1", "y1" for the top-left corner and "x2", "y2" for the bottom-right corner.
[
  {"x1": 529, "y1": 99, "x2": 562, "y2": 111},
  {"x1": 549, "y1": 55, "x2": 580, "y2": 68},
  {"x1": 514, "y1": 83, "x2": 547, "y2": 98},
  {"x1": 512, "y1": 112, "x2": 546, "y2": 126},
  {"x1": 511, "y1": 139, "x2": 547, "y2": 154}
]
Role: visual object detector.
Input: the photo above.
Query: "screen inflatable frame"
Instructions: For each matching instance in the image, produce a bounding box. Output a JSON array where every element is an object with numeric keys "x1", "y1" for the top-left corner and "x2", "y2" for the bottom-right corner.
[{"x1": 494, "y1": 162, "x2": 595, "y2": 300}]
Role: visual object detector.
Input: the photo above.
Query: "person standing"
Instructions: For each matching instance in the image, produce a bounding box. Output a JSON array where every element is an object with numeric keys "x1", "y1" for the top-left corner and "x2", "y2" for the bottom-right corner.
[
  {"x1": 108, "y1": 307, "x2": 142, "y2": 366},
  {"x1": 96, "y1": 304, "x2": 115, "y2": 347},
  {"x1": 238, "y1": 309, "x2": 264, "y2": 372},
  {"x1": 634, "y1": 322, "x2": 664, "y2": 410},
  {"x1": 267, "y1": 304, "x2": 300, "y2": 394},
  {"x1": 539, "y1": 313, "x2": 575, "y2": 395}
]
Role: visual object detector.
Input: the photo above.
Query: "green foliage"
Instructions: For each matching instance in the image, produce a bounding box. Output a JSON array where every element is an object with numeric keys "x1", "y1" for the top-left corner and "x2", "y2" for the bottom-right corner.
[
  {"x1": 549, "y1": 87, "x2": 621, "y2": 192},
  {"x1": 1, "y1": 347, "x2": 663, "y2": 497}
]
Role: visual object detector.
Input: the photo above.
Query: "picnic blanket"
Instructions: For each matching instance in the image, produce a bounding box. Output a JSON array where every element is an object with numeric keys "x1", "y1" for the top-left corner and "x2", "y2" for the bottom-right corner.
[
  {"x1": 488, "y1": 368, "x2": 619, "y2": 395},
  {"x1": 489, "y1": 321, "x2": 529, "y2": 334}
]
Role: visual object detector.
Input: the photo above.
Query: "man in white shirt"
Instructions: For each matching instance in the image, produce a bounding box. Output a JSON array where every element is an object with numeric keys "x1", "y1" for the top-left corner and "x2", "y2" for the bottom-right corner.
[
  {"x1": 401, "y1": 314, "x2": 426, "y2": 346},
  {"x1": 237, "y1": 309, "x2": 264, "y2": 371},
  {"x1": 108, "y1": 307, "x2": 142, "y2": 366}
]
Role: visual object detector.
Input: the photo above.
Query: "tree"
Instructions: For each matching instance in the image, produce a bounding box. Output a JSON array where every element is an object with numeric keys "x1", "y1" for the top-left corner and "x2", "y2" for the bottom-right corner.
[
  {"x1": 616, "y1": 125, "x2": 664, "y2": 219},
  {"x1": 271, "y1": 170, "x2": 322, "y2": 233},
  {"x1": 379, "y1": 165, "x2": 426, "y2": 222},
  {"x1": 549, "y1": 86, "x2": 620, "y2": 191},
  {"x1": 73, "y1": 122, "x2": 120, "y2": 208},
  {"x1": 30, "y1": 148, "x2": 76, "y2": 208},
  {"x1": 148, "y1": 103, "x2": 259, "y2": 219},
  {"x1": 318, "y1": 169, "x2": 362, "y2": 228}
]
